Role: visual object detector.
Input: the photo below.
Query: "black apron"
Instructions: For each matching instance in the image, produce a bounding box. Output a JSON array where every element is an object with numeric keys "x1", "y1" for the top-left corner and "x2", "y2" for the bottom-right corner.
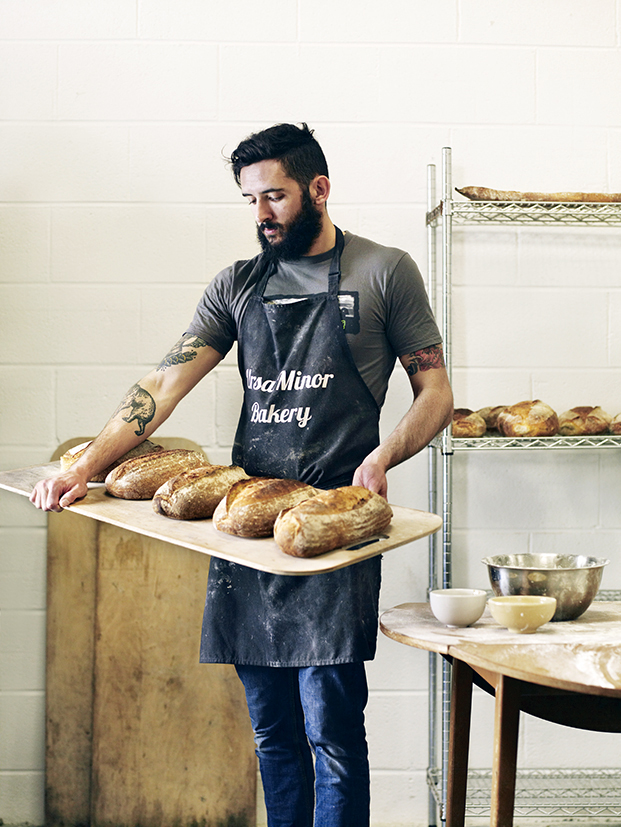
[{"x1": 200, "y1": 229, "x2": 383, "y2": 666}]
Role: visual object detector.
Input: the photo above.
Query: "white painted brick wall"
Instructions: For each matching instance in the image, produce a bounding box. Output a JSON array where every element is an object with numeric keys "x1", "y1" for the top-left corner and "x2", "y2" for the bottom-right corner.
[{"x1": 2, "y1": 1, "x2": 621, "y2": 824}]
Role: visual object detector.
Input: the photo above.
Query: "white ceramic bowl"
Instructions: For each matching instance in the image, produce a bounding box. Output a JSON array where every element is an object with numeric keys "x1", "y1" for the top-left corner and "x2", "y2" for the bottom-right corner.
[
  {"x1": 488, "y1": 595, "x2": 556, "y2": 634},
  {"x1": 429, "y1": 588, "x2": 487, "y2": 628}
]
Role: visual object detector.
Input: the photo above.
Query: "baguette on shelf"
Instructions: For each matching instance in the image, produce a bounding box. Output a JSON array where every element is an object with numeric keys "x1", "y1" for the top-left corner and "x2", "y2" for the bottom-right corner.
[{"x1": 456, "y1": 186, "x2": 621, "y2": 203}]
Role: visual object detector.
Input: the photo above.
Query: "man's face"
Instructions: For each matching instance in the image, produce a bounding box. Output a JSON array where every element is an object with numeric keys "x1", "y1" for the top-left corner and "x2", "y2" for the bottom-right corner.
[{"x1": 240, "y1": 159, "x2": 323, "y2": 261}]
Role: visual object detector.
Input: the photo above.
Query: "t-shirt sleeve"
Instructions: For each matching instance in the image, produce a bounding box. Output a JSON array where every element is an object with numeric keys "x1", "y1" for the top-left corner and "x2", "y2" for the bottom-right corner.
[
  {"x1": 185, "y1": 266, "x2": 237, "y2": 357},
  {"x1": 385, "y1": 252, "x2": 442, "y2": 357}
]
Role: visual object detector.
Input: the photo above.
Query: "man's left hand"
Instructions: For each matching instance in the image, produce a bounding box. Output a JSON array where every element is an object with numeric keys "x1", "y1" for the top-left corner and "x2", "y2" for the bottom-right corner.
[{"x1": 352, "y1": 462, "x2": 388, "y2": 499}]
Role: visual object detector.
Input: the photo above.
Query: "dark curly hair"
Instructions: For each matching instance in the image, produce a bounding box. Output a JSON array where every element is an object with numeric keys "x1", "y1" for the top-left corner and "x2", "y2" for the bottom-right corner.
[{"x1": 228, "y1": 123, "x2": 329, "y2": 188}]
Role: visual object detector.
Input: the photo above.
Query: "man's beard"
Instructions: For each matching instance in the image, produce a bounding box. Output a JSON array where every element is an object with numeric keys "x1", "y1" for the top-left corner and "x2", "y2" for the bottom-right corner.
[{"x1": 256, "y1": 189, "x2": 323, "y2": 262}]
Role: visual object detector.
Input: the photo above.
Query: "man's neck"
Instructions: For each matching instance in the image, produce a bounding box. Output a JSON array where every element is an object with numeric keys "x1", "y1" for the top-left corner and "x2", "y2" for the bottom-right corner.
[{"x1": 304, "y1": 218, "x2": 336, "y2": 257}]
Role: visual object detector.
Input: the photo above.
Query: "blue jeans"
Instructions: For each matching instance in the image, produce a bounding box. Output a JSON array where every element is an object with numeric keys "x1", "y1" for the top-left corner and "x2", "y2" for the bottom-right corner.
[{"x1": 235, "y1": 663, "x2": 370, "y2": 827}]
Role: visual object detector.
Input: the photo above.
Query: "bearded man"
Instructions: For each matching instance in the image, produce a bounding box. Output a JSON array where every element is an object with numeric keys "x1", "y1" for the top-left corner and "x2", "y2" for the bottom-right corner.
[{"x1": 31, "y1": 123, "x2": 453, "y2": 827}]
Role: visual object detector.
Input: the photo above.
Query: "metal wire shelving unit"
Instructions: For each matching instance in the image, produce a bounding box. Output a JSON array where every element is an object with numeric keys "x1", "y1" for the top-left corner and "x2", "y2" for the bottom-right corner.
[{"x1": 425, "y1": 147, "x2": 621, "y2": 825}]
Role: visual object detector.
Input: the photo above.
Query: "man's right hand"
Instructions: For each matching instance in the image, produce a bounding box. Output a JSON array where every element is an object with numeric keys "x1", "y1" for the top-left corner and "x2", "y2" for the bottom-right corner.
[
  {"x1": 28, "y1": 336, "x2": 224, "y2": 513},
  {"x1": 29, "y1": 470, "x2": 89, "y2": 512}
]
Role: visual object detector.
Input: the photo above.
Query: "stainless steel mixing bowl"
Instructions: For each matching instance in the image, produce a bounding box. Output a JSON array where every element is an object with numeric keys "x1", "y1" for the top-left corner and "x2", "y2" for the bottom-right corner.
[{"x1": 482, "y1": 553, "x2": 609, "y2": 621}]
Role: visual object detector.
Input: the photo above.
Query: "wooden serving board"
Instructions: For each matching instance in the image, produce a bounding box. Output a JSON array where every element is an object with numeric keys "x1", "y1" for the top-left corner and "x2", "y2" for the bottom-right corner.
[{"x1": 0, "y1": 462, "x2": 442, "y2": 575}]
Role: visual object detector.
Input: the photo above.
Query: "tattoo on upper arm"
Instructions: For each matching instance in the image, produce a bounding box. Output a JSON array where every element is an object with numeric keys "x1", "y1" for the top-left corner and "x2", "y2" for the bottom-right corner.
[
  {"x1": 113, "y1": 383, "x2": 156, "y2": 436},
  {"x1": 157, "y1": 334, "x2": 208, "y2": 372},
  {"x1": 404, "y1": 344, "x2": 445, "y2": 376}
]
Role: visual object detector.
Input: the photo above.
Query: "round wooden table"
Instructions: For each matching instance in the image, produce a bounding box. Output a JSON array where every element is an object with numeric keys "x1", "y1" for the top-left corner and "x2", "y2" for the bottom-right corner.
[{"x1": 380, "y1": 601, "x2": 621, "y2": 827}]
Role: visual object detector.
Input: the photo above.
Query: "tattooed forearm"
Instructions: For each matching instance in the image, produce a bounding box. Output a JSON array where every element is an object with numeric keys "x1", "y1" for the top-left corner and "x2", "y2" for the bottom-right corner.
[
  {"x1": 157, "y1": 334, "x2": 209, "y2": 372},
  {"x1": 113, "y1": 383, "x2": 156, "y2": 436},
  {"x1": 404, "y1": 344, "x2": 445, "y2": 376}
]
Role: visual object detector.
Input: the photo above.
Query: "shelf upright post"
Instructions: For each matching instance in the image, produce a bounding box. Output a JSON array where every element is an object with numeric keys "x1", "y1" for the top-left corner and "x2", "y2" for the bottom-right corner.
[
  {"x1": 440, "y1": 146, "x2": 453, "y2": 585},
  {"x1": 440, "y1": 146, "x2": 454, "y2": 820},
  {"x1": 426, "y1": 161, "x2": 439, "y2": 827}
]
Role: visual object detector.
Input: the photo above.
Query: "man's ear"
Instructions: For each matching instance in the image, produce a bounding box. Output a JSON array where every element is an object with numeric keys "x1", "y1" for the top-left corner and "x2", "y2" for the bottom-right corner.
[{"x1": 309, "y1": 175, "x2": 331, "y2": 206}]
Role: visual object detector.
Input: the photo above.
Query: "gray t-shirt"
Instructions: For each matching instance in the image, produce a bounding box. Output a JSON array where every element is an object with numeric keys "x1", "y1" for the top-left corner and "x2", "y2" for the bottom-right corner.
[{"x1": 187, "y1": 231, "x2": 441, "y2": 408}]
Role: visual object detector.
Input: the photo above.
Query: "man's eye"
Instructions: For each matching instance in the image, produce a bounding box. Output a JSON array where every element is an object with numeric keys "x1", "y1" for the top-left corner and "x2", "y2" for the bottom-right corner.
[{"x1": 269, "y1": 195, "x2": 284, "y2": 202}]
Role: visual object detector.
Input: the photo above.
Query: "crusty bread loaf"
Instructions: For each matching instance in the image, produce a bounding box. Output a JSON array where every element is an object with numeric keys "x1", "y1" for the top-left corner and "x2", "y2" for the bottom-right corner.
[
  {"x1": 452, "y1": 408, "x2": 487, "y2": 438},
  {"x1": 273, "y1": 486, "x2": 393, "y2": 558},
  {"x1": 610, "y1": 413, "x2": 621, "y2": 434},
  {"x1": 456, "y1": 186, "x2": 621, "y2": 203},
  {"x1": 476, "y1": 405, "x2": 507, "y2": 431},
  {"x1": 213, "y1": 477, "x2": 318, "y2": 537},
  {"x1": 105, "y1": 449, "x2": 208, "y2": 499},
  {"x1": 497, "y1": 400, "x2": 559, "y2": 437},
  {"x1": 558, "y1": 406, "x2": 612, "y2": 436},
  {"x1": 152, "y1": 465, "x2": 249, "y2": 519},
  {"x1": 60, "y1": 438, "x2": 164, "y2": 482}
]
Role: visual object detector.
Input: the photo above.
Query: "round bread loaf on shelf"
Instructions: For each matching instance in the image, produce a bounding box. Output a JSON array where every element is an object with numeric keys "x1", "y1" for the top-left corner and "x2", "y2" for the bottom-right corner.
[
  {"x1": 609, "y1": 412, "x2": 621, "y2": 434},
  {"x1": 497, "y1": 400, "x2": 559, "y2": 437},
  {"x1": 558, "y1": 406, "x2": 611, "y2": 436},
  {"x1": 452, "y1": 408, "x2": 487, "y2": 438},
  {"x1": 476, "y1": 405, "x2": 507, "y2": 431}
]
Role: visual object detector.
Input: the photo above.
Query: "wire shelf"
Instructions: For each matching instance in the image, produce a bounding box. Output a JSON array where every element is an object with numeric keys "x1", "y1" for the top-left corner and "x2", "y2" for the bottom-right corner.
[
  {"x1": 430, "y1": 433, "x2": 621, "y2": 450},
  {"x1": 445, "y1": 433, "x2": 621, "y2": 451},
  {"x1": 426, "y1": 200, "x2": 621, "y2": 226},
  {"x1": 428, "y1": 768, "x2": 621, "y2": 819}
]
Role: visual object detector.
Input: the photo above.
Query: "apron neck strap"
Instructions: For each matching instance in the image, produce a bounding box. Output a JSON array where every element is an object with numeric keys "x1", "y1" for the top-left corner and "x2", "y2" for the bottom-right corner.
[
  {"x1": 327, "y1": 227, "x2": 344, "y2": 296},
  {"x1": 255, "y1": 226, "x2": 345, "y2": 297}
]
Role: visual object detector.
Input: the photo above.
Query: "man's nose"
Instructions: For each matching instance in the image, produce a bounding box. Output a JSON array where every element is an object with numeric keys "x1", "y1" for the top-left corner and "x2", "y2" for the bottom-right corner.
[{"x1": 255, "y1": 199, "x2": 274, "y2": 225}]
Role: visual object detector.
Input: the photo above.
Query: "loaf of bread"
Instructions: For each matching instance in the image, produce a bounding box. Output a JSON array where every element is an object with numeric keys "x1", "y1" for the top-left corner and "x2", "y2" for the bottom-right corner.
[
  {"x1": 558, "y1": 406, "x2": 612, "y2": 436},
  {"x1": 60, "y1": 438, "x2": 164, "y2": 482},
  {"x1": 456, "y1": 186, "x2": 621, "y2": 203},
  {"x1": 497, "y1": 400, "x2": 559, "y2": 437},
  {"x1": 476, "y1": 405, "x2": 507, "y2": 431},
  {"x1": 152, "y1": 465, "x2": 249, "y2": 520},
  {"x1": 452, "y1": 408, "x2": 487, "y2": 437},
  {"x1": 273, "y1": 486, "x2": 393, "y2": 558},
  {"x1": 105, "y1": 449, "x2": 208, "y2": 499},
  {"x1": 610, "y1": 413, "x2": 621, "y2": 434},
  {"x1": 213, "y1": 477, "x2": 318, "y2": 537}
]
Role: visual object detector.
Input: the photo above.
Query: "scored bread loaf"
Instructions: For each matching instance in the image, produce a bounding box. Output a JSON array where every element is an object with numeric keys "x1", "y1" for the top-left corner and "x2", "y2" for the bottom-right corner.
[
  {"x1": 105, "y1": 449, "x2": 208, "y2": 499},
  {"x1": 610, "y1": 413, "x2": 621, "y2": 434},
  {"x1": 452, "y1": 408, "x2": 487, "y2": 438},
  {"x1": 152, "y1": 465, "x2": 248, "y2": 519},
  {"x1": 497, "y1": 400, "x2": 559, "y2": 437},
  {"x1": 273, "y1": 486, "x2": 393, "y2": 558},
  {"x1": 456, "y1": 186, "x2": 621, "y2": 203},
  {"x1": 476, "y1": 405, "x2": 507, "y2": 432},
  {"x1": 558, "y1": 406, "x2": 611, "y2": 436},
  {"x1": 60, "y1": 438, "x2": 164, "y2": 482},
  {"x1": 213, "y1": 477, "x2": 318, "y2": 537}
]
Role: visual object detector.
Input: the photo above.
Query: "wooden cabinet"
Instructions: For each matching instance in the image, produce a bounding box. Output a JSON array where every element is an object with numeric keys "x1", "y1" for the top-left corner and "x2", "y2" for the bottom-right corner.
[{"x1": 45, "y1": 439, "x2": 257, "y2": 827}]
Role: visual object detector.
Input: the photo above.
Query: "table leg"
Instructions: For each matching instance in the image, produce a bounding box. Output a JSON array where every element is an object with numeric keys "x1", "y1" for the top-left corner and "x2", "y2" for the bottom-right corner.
[
  {"x1": 490, "y1": 674, "x2": 521, "y2": 827},
  {"x1": 445, "y1": 658, "x2": 473, "y2": 827}
]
